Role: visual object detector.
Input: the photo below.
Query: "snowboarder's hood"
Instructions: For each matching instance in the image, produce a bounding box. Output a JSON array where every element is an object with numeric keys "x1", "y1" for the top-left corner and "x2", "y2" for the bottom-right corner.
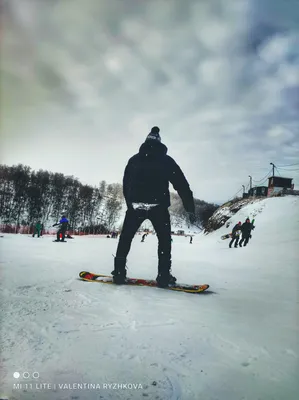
[
  {"x1": 138, "y1": 140, "x2": 168, "y2": 157},
  {"x1": 60, "y1": 217, "x2": 68, "y2": 223}
]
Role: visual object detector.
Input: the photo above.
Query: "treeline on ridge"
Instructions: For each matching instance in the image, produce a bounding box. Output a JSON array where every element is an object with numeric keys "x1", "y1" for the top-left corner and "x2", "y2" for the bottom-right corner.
[{"x1": 0, "y1": 164, "x2": 218, "y2": 233}]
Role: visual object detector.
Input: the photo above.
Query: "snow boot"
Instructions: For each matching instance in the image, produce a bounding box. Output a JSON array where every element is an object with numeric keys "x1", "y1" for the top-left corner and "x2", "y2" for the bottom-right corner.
[
  {"x1": 111, "y1": 257, "x2": 127, "y2": 284},
  {"x1": 156, "y1": 271, "x2": 177, "y2": 288}
]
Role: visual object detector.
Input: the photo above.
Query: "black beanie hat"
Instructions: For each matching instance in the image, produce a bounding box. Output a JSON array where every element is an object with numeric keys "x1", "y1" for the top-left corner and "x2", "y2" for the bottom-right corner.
[{"x1": 146, "y1": 126, "x2": 161, "y2": 142}]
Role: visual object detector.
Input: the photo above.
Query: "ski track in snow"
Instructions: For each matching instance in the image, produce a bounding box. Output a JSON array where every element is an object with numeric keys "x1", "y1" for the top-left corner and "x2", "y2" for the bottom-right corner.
[{"x1": 0, "y1": 196, "x2": 299, "y2": 400}]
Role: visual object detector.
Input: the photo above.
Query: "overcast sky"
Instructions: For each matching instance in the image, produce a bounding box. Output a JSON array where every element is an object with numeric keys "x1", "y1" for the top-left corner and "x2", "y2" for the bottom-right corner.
[{"x1": 1, "y1": 0, "x2": 299, "y2": 204}]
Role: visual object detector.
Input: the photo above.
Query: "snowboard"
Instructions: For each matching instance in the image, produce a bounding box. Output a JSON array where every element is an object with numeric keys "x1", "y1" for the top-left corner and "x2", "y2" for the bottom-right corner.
[
  {"x1": 53, "y1": 240, "x2": 67, "y2": 242},
  {"x1": 221, "y1": 233, "x2": 232, "y2": 240},
  {"x1": 79, "y1": 271, "x2": 209, "y2": 294}
]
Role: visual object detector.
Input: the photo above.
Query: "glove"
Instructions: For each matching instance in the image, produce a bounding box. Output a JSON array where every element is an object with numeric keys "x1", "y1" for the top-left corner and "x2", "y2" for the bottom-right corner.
[
  {"x1": 52, "y1": 223, "x2": 57, "y2": 227},
  {"x1": 188, "y1": 212, "x2": 196, "y2": 225}
]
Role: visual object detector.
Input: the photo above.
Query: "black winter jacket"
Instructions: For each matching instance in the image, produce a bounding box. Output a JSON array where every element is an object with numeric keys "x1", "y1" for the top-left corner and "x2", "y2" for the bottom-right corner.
[
  {"x1": 241, "y1": 221, "x2": 253, "y2": 236},
  {"x1": 232, "y1": 224, "x2": 242, "y2": 235},
  {"x1": 123, "y1": 140, "x2": 195, "y2": 213}
]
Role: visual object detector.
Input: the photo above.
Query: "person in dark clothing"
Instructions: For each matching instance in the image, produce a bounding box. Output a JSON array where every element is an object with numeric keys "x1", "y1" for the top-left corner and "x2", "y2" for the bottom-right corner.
[
  {"x1": 189, "y1": 236, "x2": 193, "y2": 244},
  {"x1": 229, "y1": 221, "x2": 242, "y2": 248},
  {"x1": 112, "y1": 126, "x2": 195, "y2": 287},
  {"x1": 53, "y1": 216, "x2": 69, "y2": 242},
  {"x1": 239, "y1": 218, "x2": 254, "y2": 247},
  {"x1": 141, "y1": 233, "x2": 147, "y2": 242},
  {"x1": 32, "y1": 221, "x2": 42, "y2": 237}
]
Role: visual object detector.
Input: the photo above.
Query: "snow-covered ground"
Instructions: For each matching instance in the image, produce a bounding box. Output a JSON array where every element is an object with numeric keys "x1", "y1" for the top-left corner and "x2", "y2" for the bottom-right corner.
[{"x1": 0, "y1": 196, "x2": 298, "y2": 400}]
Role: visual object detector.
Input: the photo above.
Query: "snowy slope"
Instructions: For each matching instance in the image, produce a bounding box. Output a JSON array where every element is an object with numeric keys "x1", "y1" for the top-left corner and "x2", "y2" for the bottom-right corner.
[
  {"x1": 0, "y1": 196, "x2": 298, "y2": 400},
  {"x1": 204, "y1": 197, "x2": 264, "y2": 233}
]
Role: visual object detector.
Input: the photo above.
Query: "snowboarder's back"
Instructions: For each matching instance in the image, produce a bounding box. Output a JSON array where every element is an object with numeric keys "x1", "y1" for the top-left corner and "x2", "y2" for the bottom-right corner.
[{"x1": 123, "y1": 127, "x2": 194, "y2": 212}]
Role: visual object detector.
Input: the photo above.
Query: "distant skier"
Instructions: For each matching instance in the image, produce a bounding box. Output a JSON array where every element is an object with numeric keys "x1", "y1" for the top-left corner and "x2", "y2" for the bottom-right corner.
[
  {"x1": 32, "y1": 221, "x2": 42, "y2": 238},
  {"x1": 229, "y1": 222, "x2": 242, "y2": 248},
  {"x1": 141, "y1": 233, "x2": 147, "y2": 242},
  {"x1": 112, "y1": 126, "x2": 195, "y2": 287},
  {"x1": 53, "y1": 215, "x2": 69, "y2": 242},
  {"x1": 189, "y1": 236, "x2": 193, "y2": 244},
  {"x1": 239, "y1": 218, "x2": 254, "y2": 247}
]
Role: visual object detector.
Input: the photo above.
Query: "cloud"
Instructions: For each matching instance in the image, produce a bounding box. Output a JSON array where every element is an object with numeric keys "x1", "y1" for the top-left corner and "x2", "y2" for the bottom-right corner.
[{"x1": 1, "y1": 0, "x2": 299, "y2": 203}]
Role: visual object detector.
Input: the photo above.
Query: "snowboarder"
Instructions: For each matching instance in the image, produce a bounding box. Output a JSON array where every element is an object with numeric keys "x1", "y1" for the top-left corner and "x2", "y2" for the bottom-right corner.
[
  {"x1": 112, "y1": 126, "x2": 195, "y2": 287},
  {"x1": 32, "y1": 221, "x2": 42, "y2": 238},
  {"x1": 229, "y1": 222, "x2": 242, "y2": 248},
  {"x1": 53, "y1": 215, "x2": 69, "y2": 242},
  {"x1": 239, "y1": 218, "x2": 254, "y2": 247},
  {"x1": 141, "y1": 233, "x2": 147, "y2": 242}
]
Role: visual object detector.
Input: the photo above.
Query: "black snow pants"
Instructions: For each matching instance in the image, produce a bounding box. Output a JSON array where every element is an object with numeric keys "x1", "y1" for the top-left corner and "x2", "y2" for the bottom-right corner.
[
  {"x1": 229, "y1": 235, "x2": 239, "y2": 247},
  {"x1": 239, "y1": 234, "x2": 250, "y2": 247},
  {"x1": 116, "y1": 206, "x2": 172, "y2": 273}
]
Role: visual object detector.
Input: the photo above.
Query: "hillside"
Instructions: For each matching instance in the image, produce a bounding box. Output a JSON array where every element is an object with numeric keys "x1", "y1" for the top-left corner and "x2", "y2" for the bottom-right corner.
[
  {"x1": 204, "y1": 196, "x2": 271, "y2": 233},
  {"x1": 0, "y1": 164, "x2": 217, "y2": 235},
  {"x1": 202, "y1": 195, "x2": 299, "y2": 243}
]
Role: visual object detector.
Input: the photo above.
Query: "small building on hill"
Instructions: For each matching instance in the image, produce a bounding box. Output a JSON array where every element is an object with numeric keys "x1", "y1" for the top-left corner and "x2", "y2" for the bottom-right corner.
[
  {"x1": 248, "y1": 186, "x2": 268, "y2": 197},
  {"x1": 267, "y1": 176, "x2": 294, "y2": 196}
]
